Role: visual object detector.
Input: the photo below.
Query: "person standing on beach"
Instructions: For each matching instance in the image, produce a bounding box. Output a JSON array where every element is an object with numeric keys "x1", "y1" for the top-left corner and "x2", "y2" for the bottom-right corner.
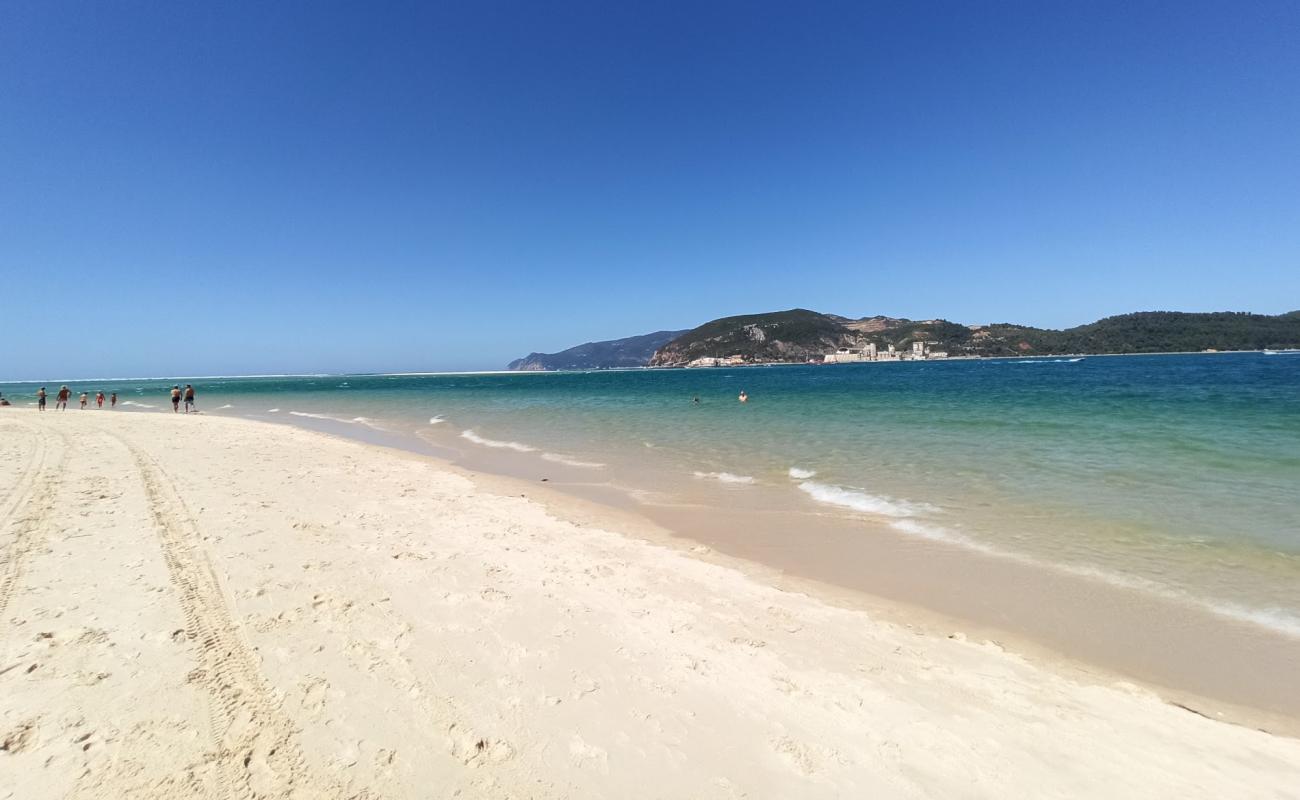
[
  {"x1": 170, "y1": 385, "x2": 182, "y2": 412},
  {"x1": 183, "y1": 384, "x2": 196, "y2": 413},
  {"x1": 56, "y1": 386, "x2": 70, "y2": 410},
  {"x1": 96, "y1": 391, "x2": 105, "y2": 408},
  {"x1": 110, "y1": 392, "x2": 117, "y2": 408},
  {"x1": 79, "y1": 392, "x2": 88, "y2": 409},
  {"x1": 37, "y1": 387, "x2": 46, "y2": 411}
]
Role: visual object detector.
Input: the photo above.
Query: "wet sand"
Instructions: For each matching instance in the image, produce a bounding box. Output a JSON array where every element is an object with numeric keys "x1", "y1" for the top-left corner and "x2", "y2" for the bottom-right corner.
[
  {"x1": 277, "y1": 410, "x2": 1300, "y2": 735},
  {"x1": 5, "y1": 408, "x2": 1299, "y2": 799}
]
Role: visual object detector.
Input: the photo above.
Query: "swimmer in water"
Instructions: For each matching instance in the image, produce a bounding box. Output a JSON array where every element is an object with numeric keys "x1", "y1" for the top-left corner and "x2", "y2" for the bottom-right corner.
[
  {"x1": 693, "y1": 396, "x2": 700, "y2": 404},
  {"x1": 96, "y1": 391, "x2": 105, "y2": 408},
  {"x1": 738, "y1": 390, "x2": 748, "y2": 403},
  {"x1": 110, "y1": 392, "x2": 117, "y2": 408}
]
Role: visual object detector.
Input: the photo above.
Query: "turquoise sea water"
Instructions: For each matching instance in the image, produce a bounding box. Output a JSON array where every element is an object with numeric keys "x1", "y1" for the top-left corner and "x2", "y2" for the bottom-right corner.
[{"x1": 5, "y1": 352, "x2": 1299, "y2": 636}]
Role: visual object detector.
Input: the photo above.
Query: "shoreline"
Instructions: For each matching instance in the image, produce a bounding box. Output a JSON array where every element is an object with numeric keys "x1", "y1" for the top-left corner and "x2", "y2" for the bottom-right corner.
[
  {"x1": 0, "y1": 347, "x2": 1287, "y2": 385},
  {"x1": 3, "y1": 408, "x2": 1300, "y2": 797},
  {"x1": 213, "y1": 407, "x2": 1300, "y2": 736}
]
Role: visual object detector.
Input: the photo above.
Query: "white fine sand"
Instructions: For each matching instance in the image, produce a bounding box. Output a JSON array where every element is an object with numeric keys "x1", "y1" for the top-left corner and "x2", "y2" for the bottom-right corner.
[{"x1": 2, "y1": 410, "x2": 1299, "y2": 799}]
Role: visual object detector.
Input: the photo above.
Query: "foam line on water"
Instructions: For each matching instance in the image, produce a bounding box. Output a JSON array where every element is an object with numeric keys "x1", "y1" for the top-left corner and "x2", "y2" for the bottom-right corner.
[
  {"x1": 1013, "y1": 357, "x2": 1084, "y2": 364},
  {"x1": 847, "y1": 499, "x2": 1300, "y2": 640},
  {"x1": 541, "y1": 453, "x2": 606, "y2": 468},
  {"x1": 121, "y1": 401, "x2": 157, "y2": 409},
  {"x1": 693, "y1": 471, "x2": 756, "y2": 485},
  {"x1": 788, "y1": 467, "x2": 817, "y2": 480},
  {"x1": 429, "y1": 415, "x2": 446, "y2": 425},
  {"x1": 461, "y1": 429, "x2": 536, "y2": 452},
  {"x1": 287, "y1": 411, "x2": 386, "y2": 430},
  {"x1": 797, "y1": 480, "x2": 936, "y2": 518}
]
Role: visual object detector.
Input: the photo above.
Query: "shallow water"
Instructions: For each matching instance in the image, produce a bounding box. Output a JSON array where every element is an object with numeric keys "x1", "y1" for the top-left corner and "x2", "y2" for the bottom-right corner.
[{"x1": 6, "y1": 352, "x2": 1299, "y2": 640}]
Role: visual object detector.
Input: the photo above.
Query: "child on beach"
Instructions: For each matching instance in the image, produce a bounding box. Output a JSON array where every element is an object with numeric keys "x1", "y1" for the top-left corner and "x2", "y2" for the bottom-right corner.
[
  {"x1": 110, "y1": 392, "x2": 117, "y2": 408},
  {"x1": 170, "y1": 386, "x2": 182, "y2": 412},
  {"x1": 183, "y1": 384, "x2": 196, "y2": 413},
  {"x1": 79, "y1": 392, "x2": 88, "y2": 409},
  {"x1": 96, "y1": 391, "x2": 105, "y2": 408}
]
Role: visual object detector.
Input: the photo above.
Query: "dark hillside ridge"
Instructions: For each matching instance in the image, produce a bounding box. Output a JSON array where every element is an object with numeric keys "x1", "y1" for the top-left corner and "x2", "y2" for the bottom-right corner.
[{"x1": 507, "y1": 330, "x2": 688, "y2": 371}]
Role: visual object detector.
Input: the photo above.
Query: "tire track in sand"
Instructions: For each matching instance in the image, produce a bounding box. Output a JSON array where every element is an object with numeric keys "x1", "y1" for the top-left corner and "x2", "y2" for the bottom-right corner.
[
  {"x1": 0, "y1": 422, "x2": 62, "y2": 624},
  {"x1": 122, "y1": 439, "x2": 328, "y2": 800}
]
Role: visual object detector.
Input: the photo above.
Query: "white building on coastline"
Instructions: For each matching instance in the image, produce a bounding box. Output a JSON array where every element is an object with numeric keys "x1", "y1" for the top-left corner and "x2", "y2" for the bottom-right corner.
[{"x1": 821, "y1": 340, "x2": 948, "y2": 363}]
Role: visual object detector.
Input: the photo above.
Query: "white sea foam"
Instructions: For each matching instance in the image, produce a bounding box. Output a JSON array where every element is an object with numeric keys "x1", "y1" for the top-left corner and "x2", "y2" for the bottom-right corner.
[
  {"x1": 797, "y1": 481, "x2": 936, "y2": 518},
  {"x1": 541, "y1": 453, "x2": 606, "y2": 468},
  {"x1": 267, "y1": 408, "x2": 280, "y2": 413},
  {"x1": 121, "y1": 401, "x2": 157, "y2": 409},
  {"x1": 460, "y1": 429, "x2": 536, "y2": 452},
  {"x1": 1014, "y1": 357, "x2": 1084, "y2": 364},
  {"x1": 693, "y1": 471, "x2": 756, "y2": 485},
  {"x1": 886, "y1": 519, "x2": 1300, "y2": 640},
  {"x1": 213, "y1": 404, "x2": 233, "y2": 410},
  {"x1": 429, "y1": 415, "x2": 446, "y2": 425},
  {"x1": 788, "y1": 467, "x2": 817, "y2": 480},
  {"x1": 289, "y1": 411, "x2": 344, "y2": 421},
  {"x1": 285, "y1": 411, "x2": 385, "y2": 430}
]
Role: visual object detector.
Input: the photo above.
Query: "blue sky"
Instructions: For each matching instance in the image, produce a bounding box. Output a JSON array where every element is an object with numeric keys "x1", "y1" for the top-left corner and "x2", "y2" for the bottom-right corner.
[{"x1": 2, "y1": 1, "x2": 1297, "y2": 378}]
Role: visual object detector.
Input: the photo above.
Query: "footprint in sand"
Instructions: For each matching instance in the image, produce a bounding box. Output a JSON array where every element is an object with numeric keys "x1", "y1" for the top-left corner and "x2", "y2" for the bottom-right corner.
[
  {"x1": 1, "y1": 719, "x2": 39, "y2": 753},
  {"x1": 568, "y1": 735, "x2": 609, "y2": 773},
  {"x1": 299, "y1": 677, "x2": 330, "y2": 718}
]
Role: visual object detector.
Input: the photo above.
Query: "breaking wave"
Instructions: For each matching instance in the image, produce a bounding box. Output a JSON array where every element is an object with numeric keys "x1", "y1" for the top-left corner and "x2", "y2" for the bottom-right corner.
[
  {"x1": 460, "y1": 429, "x2": 536, "y2": 452},
  {"x1": 788, "y1": 467, "x2": 817, "y2": 480},
  {"x1": 287, "y1": 411, "x2": 385, "y2": 430},
  {"x1": 541, "y1": 452, "x2": 606, "y2": 468},
  {"x1": 797, "y1": 481, "x2": 937, "y2": 518}
]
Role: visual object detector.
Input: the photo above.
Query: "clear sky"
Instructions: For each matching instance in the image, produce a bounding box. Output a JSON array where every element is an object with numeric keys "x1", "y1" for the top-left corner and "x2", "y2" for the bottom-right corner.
[{"x1": 2, "y1": 1, "x2": 1297, "y2": 378}]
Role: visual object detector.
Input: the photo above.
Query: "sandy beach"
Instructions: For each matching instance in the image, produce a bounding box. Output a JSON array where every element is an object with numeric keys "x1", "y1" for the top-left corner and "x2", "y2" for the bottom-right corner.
[{"x1": 2, "y1": 409, "x2": 1299, "y2": 799}]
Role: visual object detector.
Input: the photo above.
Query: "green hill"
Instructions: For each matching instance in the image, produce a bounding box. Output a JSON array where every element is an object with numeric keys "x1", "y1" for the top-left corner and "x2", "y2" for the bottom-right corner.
[{"x1": 644, "y1": 309, "x2": 1300, "y2": 365}]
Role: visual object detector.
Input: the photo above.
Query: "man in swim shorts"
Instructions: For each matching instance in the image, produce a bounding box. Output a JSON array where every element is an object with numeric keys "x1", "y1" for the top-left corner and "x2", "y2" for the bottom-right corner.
[
  {"x1": 170, "y1": 385, "x2": 181, "y2": 412},
  {"x1": 56, "y1": 386, "x2": 70, "y2": 410},
  {"x1": 183, "y1": 384, "x2": 196, "y2": 413},
  {"x1": 37, "y1": 387, "x2": 46, "y2": 411}
]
